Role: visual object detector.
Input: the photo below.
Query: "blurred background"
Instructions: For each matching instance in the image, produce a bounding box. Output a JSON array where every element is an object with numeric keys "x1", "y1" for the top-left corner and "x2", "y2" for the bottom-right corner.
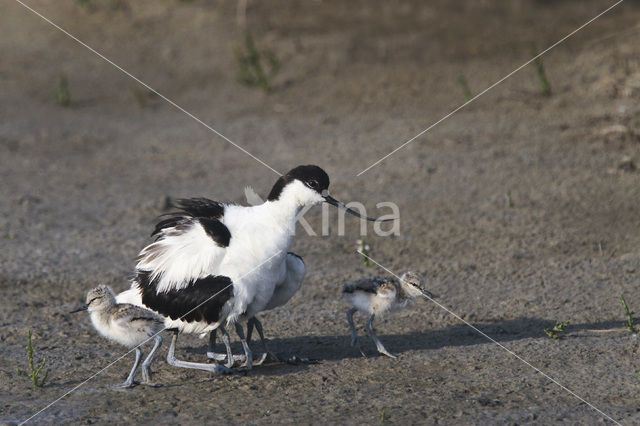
[
  {"x1": 2, "y1": 1, "x2": 640, "y2": 423},
  {"x1": 2, "y1": 0, "x2": 639, "y2": 281}
]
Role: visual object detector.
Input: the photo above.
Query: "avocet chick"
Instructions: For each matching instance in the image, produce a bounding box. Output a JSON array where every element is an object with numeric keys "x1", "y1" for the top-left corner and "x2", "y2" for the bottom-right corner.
[
  {"x1": 342, "y1": 271, "x2": 434, "y2": 359},
  {"x1": 72, "y1": 285, "x2": 164, "y2": 388}
]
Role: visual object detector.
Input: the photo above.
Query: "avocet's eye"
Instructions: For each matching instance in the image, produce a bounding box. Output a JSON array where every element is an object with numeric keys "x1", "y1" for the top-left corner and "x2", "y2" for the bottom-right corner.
[{"x1": 307, "y1": 179, "x2": 319, "y2": 189}]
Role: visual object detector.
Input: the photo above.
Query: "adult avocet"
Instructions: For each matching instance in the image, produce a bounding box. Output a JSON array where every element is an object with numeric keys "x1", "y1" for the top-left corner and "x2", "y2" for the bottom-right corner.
[{"x1": 117, "y1": 165, "x2": 386, "y2": 372}]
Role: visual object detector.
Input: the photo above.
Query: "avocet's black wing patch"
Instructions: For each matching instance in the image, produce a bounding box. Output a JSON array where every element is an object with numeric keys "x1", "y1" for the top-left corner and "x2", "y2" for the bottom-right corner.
[
  {"x1": 174, "y1": 198, "x2": 225, "y2": 219},
  {"x1": 151, "y1": 198, "x2": 227, "y2": 238},
  {"x1": 151, "y1": 216, "x2": 185, "y2": 237},
  {"x1": 342, "y1": 277, "x2": 390, "y2": 294},
  {"x1": 199, "y1": 218, "x2": 231, "y2": 247},
  {"x1": 137, "y1": 271, "x2": 233, "y2": 323}
]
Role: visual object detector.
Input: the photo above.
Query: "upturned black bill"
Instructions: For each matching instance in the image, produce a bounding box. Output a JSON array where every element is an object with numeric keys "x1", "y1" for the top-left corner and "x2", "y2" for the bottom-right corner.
[{"x1": 323, "y1": 195, "x2": 395, "y2": 222}]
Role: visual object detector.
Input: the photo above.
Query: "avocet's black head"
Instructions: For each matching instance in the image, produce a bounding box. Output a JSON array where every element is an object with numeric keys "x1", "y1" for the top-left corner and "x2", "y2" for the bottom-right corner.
[
  {"x1": 267, "y1": 165, "x2": 391, "y2": 221},
  {"x1": 267, "y1": 165, "x2": 330, "y2": 202}
]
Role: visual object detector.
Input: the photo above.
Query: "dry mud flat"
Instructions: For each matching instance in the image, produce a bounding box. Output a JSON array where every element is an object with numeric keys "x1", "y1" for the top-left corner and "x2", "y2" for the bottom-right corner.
[{"x1": 2, "y1": 0, "x2": 640, "y2": 424}]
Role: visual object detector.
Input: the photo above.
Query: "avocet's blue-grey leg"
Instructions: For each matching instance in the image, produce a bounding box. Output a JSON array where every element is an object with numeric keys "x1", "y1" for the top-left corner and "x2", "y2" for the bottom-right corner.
[
  {"x1": 234, "y1": 322, "x2": 253, "y2": 369},
  {"x1": 141, "y1": 334, "x2": 163, "y2": 386},
  {"x1": 347, "y1": 308, "x2": 366, "y2": 357},
  {"x1": 115, "y1": 347, "x2": 142, "y2": 388},
  {"x1": 207, "y1": 329, "x2": 217, "y2": 354},
  {"x1": 206, "y1": 328, "x2": 246, "y2": 365},
  {"x1": 220, "y1": 326, "x2": 237, "y2": 368},
  {"x1": 246, "y1": 317, "x2": 255, "y2": 344},
  {"x1": 246, "y1": 317, "x2": 274, "y2": 365},
  {"x1": 206, "y1": 329, "x2": 225, "y2": 360},
  {"x1": 365, "y1": 314, "x2": 397, "y2": 359},
  {"x1": 166, "y1": 330, "x2": 233, "y2": 374}
]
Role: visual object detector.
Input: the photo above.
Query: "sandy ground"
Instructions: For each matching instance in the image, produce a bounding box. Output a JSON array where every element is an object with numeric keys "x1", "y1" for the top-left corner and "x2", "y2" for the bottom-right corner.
[{"x1": 2, "y1": 0, "x2": 640, "y2": 424}]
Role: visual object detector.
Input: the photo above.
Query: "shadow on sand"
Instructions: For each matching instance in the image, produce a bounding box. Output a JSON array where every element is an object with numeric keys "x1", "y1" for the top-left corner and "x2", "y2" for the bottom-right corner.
[{"x1": 180, "y1": 317, "x2": 624, "y2": 374}]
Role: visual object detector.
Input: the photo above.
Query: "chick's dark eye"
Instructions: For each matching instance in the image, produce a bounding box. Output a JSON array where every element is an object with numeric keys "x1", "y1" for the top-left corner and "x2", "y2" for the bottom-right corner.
[{"x1": 307, "y1": 179, "x2": 319, "y2": 189}]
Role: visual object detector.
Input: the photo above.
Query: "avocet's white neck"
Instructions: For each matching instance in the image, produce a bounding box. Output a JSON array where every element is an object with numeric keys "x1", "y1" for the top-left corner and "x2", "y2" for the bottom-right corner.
[
  {"x1": 262, "y1": 180, "x2": 323, "y2": 231},
  {"x1": 264, "y1": 195, "x2": 302, "y2": 223}
]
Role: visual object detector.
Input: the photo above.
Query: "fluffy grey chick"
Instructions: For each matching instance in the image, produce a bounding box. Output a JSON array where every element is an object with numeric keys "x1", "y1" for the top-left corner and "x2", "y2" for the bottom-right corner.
[
  {"x1": 72, "y1": 285, "x2": 164, "y2": 388},
  {"x1": 342, "y1": 271, "x2": 434, "y2": 358}
]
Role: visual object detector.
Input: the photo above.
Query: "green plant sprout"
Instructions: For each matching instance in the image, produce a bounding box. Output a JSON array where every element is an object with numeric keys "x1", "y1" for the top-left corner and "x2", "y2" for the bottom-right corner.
[
  {"x1": 505, "y1": 190, "x2": 514, "y2": 208},
  {"x1": 619, "y1": 294, "x2": 636, "y2": 333},
  {"x1": 544, "y1": 321, "x2": 568, "y2": 339},
  {"x1": 457, "y1": 75, "x2": 473, "y2": 101},
  {"x1": 75, "y1": 0, "x2": 127, "y2": 10},
  {"x1": 235, "y1": 30, "x2": 280, "y2": 92},
  {"x1": 130, "y1": 84, "x2": 154, "y2": 108},
  {"x1": 55, "y1": 73, "x2": 71, "y2": 107},
  {"x1": 356, "y1": 239, "x2": 372, "y2": 267},
  {"x1": 17, "y1": 330, "x2": 49, "y2": 388},
  {"x1": 531, "y1": 44, "x2": 552, "y2": 96}
]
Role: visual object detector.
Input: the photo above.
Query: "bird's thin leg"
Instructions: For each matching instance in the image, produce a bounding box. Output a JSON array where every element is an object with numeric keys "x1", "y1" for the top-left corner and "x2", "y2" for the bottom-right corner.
[
  {"x1": 206, "y1": 329, "x2": 222, "y2": 360},
  {"x1": 347, "y1": 308, "x2": 366, "y2": 357},
  {"x1": 220, "y1": 326, "x2": 237, "y2": 368},
  {"x1": 166, "y1": 330, "x2": 233, "y2": 374},
  {"x1": 246, "y1": 318, "x2": 254, "y2": 343},
  {"x1": 234, "y1": 322, "x2": 253, "y2": 369},
  {"x1": 222, "y1": 325, "x2": 248, "y2": 367},
  {"x1": 206, "y1": 327, "x2": 246, "y2": 364},
  {"x1": 115, "y1": 347, "x2": 142, "y2": 388},
  {"x1": 365, "y1": 314, "x2": 397, "y2": 359},
  {"x1": 141, "y1": 334, "x2": 163, "y2": 387},
  {"x1": 247, "y1": 317, "x2": 274, "y2": 365},
  {"x1": 208, "y1": 329, "x2": 217, "y2": 353},
  {"x1": 346, "y1": 308, "x2": 359, "y2": 346}
]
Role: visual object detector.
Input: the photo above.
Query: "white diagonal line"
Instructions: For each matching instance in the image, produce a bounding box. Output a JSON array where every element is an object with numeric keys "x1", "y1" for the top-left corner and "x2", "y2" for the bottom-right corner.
[
  {"x1": 19, "y1": 250, "x2": 284, "y2": 425},
  {"x1": 12, "y1": 0, "x2": 282, "y2": 177},
  {"x1": 357, "y1": 0, "x2": 624, "y2": 176},
  {"x1": 357, "y1": 251, "x2": 620, "y2": 425}
]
